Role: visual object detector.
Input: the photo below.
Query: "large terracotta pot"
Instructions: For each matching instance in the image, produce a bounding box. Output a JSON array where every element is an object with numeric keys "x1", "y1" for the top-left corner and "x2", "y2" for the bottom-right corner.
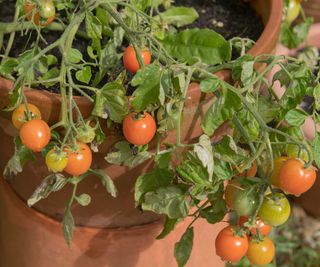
[
  {"x1": 268, "y1": 24, "x2": 320, "y2": 216},
  {"x1": 302, "y1": 0, "x2": 320, "y2": 22},
  {"x1": 0, "y1": 0, "x2": 283, "y2": 266}
]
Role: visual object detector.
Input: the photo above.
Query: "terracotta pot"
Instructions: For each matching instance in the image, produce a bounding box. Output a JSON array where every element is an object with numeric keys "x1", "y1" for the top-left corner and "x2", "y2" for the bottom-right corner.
[
  {"x1": 0, "y1": 0, "x2": 283, "y2": 266},
  {"x1": 0, "y1": 174, "x2": 227, "y2": 267},
  {"x1": 302, "y1": 0, "x2": 320, "y2": 22}
]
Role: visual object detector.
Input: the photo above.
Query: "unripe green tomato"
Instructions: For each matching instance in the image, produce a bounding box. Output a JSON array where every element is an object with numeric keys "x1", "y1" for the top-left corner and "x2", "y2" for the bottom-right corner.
[
  {"x1": 76, "y1": 125, "x2": 96, "y2": 144},
  {"x1": 285, "y1": 144, "x2": 309, "y2": 162},
  {"x1": 233, "y1": 190, "x2": 259, "y2": 217},
  {"x1": 286, "y1": 0, "x2": 301, "y2": 24},
  {"x1": 258, "y1": 193, "x2": 291, "y2": 226}
]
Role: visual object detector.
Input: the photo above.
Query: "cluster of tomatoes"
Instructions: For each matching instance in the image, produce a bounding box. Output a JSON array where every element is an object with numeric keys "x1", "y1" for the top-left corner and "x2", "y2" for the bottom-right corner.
[
  {"x1": 24, "y1": 0, "x2": 56, "y2": 26},
  {"x1": 12, "y1": 104, "x2": 93, "y2": 176},
  {"x1": 216, "y1": 156, "x2": 316, "y2": 265}
]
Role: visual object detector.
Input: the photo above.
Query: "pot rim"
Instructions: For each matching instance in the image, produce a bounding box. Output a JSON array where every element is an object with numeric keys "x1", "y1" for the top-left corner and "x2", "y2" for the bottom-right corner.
[{"x1": 0, "y1": 0, "x2": 283, "y2": 105}]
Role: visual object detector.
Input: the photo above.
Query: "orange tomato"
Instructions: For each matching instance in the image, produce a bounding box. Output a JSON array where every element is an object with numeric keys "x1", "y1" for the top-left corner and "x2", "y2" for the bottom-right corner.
[
  {"x1": 123, "y1": 45, "x2": 151, "y2": 73},
  {"x1": 24, "y1": 0, "x2": 55, "y2": 26},
  {"x1": 239, "y1": 216, "x2": 272, "y2": 236},
  {"x1": 64, "y1": 143, "x2": 92, "y2": 176},
  {"x1": 20, "y1": 119, "x2": 51, "y2": 152},
  {"x1": 270, "y1": 157, "x2": 288, "y2": 187},
  {"x1": 246, "y1": 237, "x2": 275, "y2": 266},
  {"x1": 12, "y1": 103, "x2": 41, "y2": 129}
]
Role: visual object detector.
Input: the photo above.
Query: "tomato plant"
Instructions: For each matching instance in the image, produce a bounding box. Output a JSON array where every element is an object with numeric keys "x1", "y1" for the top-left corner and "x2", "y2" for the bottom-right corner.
[
  {"x1": 45, "y1": 148, "x2": 68, "y2": 173},
  {"x1": 122, "y1": 112, "x2": 157, "y2": 146},
  {"x1": 233, "y1": 189, "x2": 258, "y2": 217},
  {"x1": 64, "y1": 143, "x2": 92, "y2": 176},
  {"x1": 215, "y1": 226, "x2": 248, "y2": 263},
  {"x1": 12, "y1": 103, "x2": 41, "y2": 129},
  {"x1": 123, "y1": 46, "x2": 151, "y2": 73},
  {"x1": 246, "y1": 237, "x2": 275, "y2": 266},
  {"x1": 279, "y1": 158, "x2": 316, "y2": 196},
  {"x1": 258, "y1": 193, "x2": 291, "y2": 226},
  {"x1": 23, "y1": 0, "x2": 55, "y2": 26},
  {"x1": 20, "y1": 119, "x2": 51, "y2": 152},
  {"x1": 239, "y1": 217, "x2": 272, "y2": 236}
]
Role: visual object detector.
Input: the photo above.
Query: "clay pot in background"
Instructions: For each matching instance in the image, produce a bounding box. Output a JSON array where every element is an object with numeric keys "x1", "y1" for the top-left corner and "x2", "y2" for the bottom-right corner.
[
  {"x1": 0, "y1": 0, "x2": 283, "y2": 266},
  {"x1": 302, "y1": 0, "x2": 320, "y2": 22}
]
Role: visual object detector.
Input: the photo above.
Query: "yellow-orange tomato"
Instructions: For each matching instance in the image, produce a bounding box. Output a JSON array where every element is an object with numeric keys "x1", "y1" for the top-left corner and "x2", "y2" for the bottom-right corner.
[
  {"x1": 123, "y1": 46, "x2": 151, "y2": 73},
  {"x1": 20, "y1": 119, "x2": 51, "y2": 152},
  {"x1": 246, "y1": 237, "x2": 275, "y2": 266},
  {"x1": 12, "y1": 104, "x2": 41, "y2": 129},
  {"x1": 64, "y1": 143, "x2": 92, "y2": 176},
  {"x1": 215, "y1": 226, "x2": 248, "y2": 263},
  {"x1": 24, "y1": 0, "x2": 55, "y2": 26},
  {"x1": 279, "y1": 158, "x2": 316, "y2": 196},
  {"x1": 239, "y1": 160, "x2": 258, "y2": 177}
]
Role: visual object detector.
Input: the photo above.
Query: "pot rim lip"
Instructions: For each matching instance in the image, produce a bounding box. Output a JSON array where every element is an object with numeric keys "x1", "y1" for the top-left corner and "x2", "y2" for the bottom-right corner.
[
  {"x1": 0, "y1": 0, "x2": 282, "y2": 103},
  {"x1": 0, "y1": 177, "x2": 166, "y2": 233}
]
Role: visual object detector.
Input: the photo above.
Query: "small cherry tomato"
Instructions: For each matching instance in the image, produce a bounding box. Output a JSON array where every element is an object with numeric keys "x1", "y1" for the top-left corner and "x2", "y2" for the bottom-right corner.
[
  {"x1": 215, "y1": 226, "x2": 248, "y2": 263},
  {"x1": 233, "y1": 190, "x2": 259, "y2": 217},
  {"x1": 224, "y1": 180, "x2": 241, "y2": 209},
  {"x1": 123, "y1": 112, "x2": 157, "y2": 146},
  {"x1": 279, "y1": 158, "x2": 316, "y2": 196},
  {"x1": 258, "y1": 193, "x2": 291, "y2": 226},
  {"x1": 24, "y1": 0, "x2": 55, "y2": 26},
  {"x1": 239, "y1": 217, "x2": 272, "y2": 236},
  {"x1": 123, "y1": 45, "x2": 151, "y2": 73},
  {"x1": 12, "y1": 103, "x2": 41, "y2": 129},
  {"x1": 45, "y1": 148, "x2": 68, "y2": 173},
  {"x1": 64, "y1": 143, "x2": 92, "y2": 176},
  {"x1": 269, "y1": 157, "x2": 288, "y2": 188},
  {"x1": 20, "y1": 119, "x2": 51, "y2": 152},
  {"x1": 286, "y1": 0, "x2": 301, "y2": 24},
  {"x1": 246, "y1": 237, "x2": 275, "y2": 266},
  {"x1": 76, "y1": 124, "x2": 96, "y2": 144}
]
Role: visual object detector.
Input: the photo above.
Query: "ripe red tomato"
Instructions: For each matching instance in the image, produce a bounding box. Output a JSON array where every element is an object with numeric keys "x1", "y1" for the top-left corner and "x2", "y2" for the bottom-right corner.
[
  {"x1": 215, "y1": 226, "x2": 248, "y2": 263},
  {"x1": 123, "y1": 112, "x2": 157, "y2": 146},
  {"x1": 20, "y1": 119, "x2": 51, "y2": 152},
  {"x1": 45, "y1": 148, "x2": 68, "y2": 173},
  {"x1": 286, "y1": 0, "x2": 301, "y2": 24},
  {"x1": 12, "y1": 103, "x2": 41, "y2": 129},
  {"x1": 64, "y1": 143, "x2": 92, "y2": 176},
  {"x1": 258, "y1": 193, "x2": 291, "y2": 226},
  {"x1": 123, "y1": 45, "x2": 151, "y2": 73},
  {"x1": 279, "y1": 158, "x2": 316, "y2": 196},
  {"x1": 270, "y1": 157, "x2": 288, "y2": 188},
  {"x1": 224, "y1": 180, "x2": 241, "y2": 209},
  {"x1": 239, "y1": 217, "x2": 272, "y2": 236},
  {"x1": 246, "y1": 237, "x2": 275, "y2": 266},
  {"x1": 24, "y1": 0, "x2": 55, "y2": 26}
]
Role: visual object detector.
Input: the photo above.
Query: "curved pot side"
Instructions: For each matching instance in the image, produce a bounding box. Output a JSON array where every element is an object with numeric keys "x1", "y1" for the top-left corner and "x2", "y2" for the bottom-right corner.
[
  {"x1": 0, "y1": 177, "x2": 226, "y2": 267},
  {"x1": 0, "y1": 0, "x2": 283, "y2": 228}
]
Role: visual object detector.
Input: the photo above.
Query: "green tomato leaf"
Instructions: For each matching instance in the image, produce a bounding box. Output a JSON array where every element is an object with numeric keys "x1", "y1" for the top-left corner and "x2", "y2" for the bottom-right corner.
[
  {"x1": 89, "y1": 169, "x2": 118, "y2": 198},
  {"x1": 314, "y1": 84, "x2": 320, "y2": 110},
  {"x1": 135, "y1": 167, "x2": 173, "y2": 205},
  {"x1": 3, "y1": 137, "x2": 36, "y2": 179},
  {"x1": 86, "y1": 11, "x2": 102, "y2": 39},
  {"x1": 155, "y1": 7, "x2": 199, "y2": 27},
  {"x1": 161, "y1": 29, "x2": 231, "y2": 65},
  {"x1": 155, "y1": 151, "x2": 172, "y2": 169},
  {"x1": 142, "y1": 185, "x2": 190, "y2": 219},
  {"x1": 92, "y1": 82, "x2": 129, "y2": 123},
  {"x1": 174, "y1": 227, "x2": 194, "y2": 267},
  {"x1": 214, "y1": 135, "x2": 246, "y2": 163},
  {"x1": 0, "y1": 59, "x2": 18, "y2": 77},
  {"x1": 62, "y1": 208, "x2": 75, "y2": 246},
  {"x1": 75, "y1": 66, "x2": 92, "y2": 84},
  {"x1": 312, "y1": 133, "x2": 320, "y2": 169},
  {"x1": 131, "y1": 64, "x2": 162, "y2": 111},
  {"x1": 213, "y1": 160, "x2": 233, "y2": 181},
  {"x1": 200, "y1": 77, "x2": 220, "y2": 93},
  {"x1": 156, "y1": 216, "x2": 179, "y2": 240},
  {"x1": 105, "y1": 141, "x2": 151, "y2": 168},
  {"x1": 202, "y1": 87, "x2": 242, "y2": 136},
  {"x1": 75, "y1": 193, "x2": 92, "y2": 206},
  {"x1": 66, "y1": 48, "x2": 83, "y2": 64},
  {"x1": 27, "y1": 173, "x2": 67, "y2": 207},
  {"x1": 194, "y1": 135, "x2": 214, "y2": 181},
  {"x1": 285, "y1": 108, "x2": 308, "y2": 127}
]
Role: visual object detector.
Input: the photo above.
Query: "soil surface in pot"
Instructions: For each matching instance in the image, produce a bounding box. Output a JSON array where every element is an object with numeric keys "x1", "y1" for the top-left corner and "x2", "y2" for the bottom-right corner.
[{"x1": 0, "y1": 0, "x2": 264, "y2": 95}]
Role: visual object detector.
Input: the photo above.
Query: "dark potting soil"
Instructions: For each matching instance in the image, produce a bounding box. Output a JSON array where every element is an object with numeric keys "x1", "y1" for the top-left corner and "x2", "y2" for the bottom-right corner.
[{"x1": 0, "y1": 0, "x2": 264, "y2": 95}]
